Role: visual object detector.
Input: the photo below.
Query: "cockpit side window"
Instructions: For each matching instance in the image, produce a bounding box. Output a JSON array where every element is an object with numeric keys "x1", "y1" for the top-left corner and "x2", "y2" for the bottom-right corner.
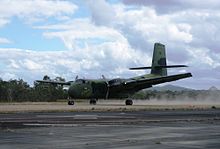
[{"x1": 76, "y1": 79, "x2": 82, "y2": 84}]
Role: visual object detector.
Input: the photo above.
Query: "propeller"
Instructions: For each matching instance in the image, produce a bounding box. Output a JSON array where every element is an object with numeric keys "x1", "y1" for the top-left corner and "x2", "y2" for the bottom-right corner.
[
  {"x1": 106, "y1": 83, "x2": 110, "y2": 99},
  {"x1": 102, "y1": 75, "x2": 110, "y2": 99},
  {"x1": 75, "y1": 75, "x2": 78, "y2": 80}
]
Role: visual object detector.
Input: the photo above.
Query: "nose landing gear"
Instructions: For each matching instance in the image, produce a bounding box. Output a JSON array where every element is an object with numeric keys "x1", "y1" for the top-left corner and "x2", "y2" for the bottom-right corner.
[{"x1": 125, "y1": 99, "x2": 133, "y2": 105}]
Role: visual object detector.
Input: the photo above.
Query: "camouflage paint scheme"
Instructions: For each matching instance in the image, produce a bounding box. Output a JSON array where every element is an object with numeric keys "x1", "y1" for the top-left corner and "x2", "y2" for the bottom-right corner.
[{"x1": 36, "y1": 43, "x2": 192, "y2": 100}]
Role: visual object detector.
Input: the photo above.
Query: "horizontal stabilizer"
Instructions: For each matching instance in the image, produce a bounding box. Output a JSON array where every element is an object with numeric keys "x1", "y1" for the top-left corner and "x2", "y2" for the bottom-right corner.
[{"x1": 129, "y1": 65, "x2": 188, "y2": 70}]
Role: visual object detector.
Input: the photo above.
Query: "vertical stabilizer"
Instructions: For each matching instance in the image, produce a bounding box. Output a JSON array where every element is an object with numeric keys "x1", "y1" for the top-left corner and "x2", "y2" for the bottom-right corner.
[{"x1": 151, "y1": 43, "x2": 167, "y2": 76}]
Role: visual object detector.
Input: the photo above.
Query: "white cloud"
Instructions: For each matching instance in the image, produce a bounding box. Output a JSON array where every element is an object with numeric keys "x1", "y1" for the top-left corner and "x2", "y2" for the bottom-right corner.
[
  {"x1": 0, "y1": 37, "x2": 11, "y2": 44},
  {"x1": 1, "y1": 72, "x2": 17, "y2": 80},
  {"x1": 0, "y1": 18, "x2": 9, "y2": 27},
  {"x1": 0, "y1": 42, "x2": 150, "y2": 83},
  {"x1": 41, "y1": 18, "x2": 128, "y2": 50},
  {"x1": 85, "y1": 2, "x2": 194, "y2": 66},
  {"x1": 0, "y1": 0, "x2": 77, "y2": 25},
  {"x1": 22, "y1": 59, "x2": 43, "y2": 70},
  {"x1": 187, "y1": 47, "x2": 220, "y2": 68},
  {"x1": 168, "y1": 24, "x2": 192, "y2": 43},
  {"x1": 122, "y1": 0, "x2": 220, "y2": 13},
  {"x1": 8, "y1": 59, "x2": 20, "y2": 69},
  {"x1": 86, "y1": 0, "x2": 116, "y2": 26}
]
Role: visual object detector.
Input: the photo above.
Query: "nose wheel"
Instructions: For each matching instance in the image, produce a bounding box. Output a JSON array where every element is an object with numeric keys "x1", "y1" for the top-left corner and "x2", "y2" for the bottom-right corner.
[{"x1": 125, "y1": 99, "x2": 133, "y2": 105}]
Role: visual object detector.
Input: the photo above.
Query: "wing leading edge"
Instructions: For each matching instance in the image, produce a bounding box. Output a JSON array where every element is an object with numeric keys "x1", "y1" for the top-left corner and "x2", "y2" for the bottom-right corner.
[{"x1": 35, "y1": 80, "x2": 72, "y2": 85}]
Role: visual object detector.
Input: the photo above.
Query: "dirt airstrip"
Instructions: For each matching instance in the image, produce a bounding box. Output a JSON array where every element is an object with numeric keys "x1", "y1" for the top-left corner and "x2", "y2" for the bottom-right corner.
[{"x1": 0, "y1": 100, "x2": 219, "y2": 113}]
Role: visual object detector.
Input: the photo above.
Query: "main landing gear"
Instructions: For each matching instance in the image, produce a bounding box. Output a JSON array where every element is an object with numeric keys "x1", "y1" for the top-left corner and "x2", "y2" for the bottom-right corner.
[
  {"x1": 68, "y1": 99, "x2": 132, "y2": 105},
  {"x1": 125, "y1": 99, "x2": 133, "y2": 105},
  {"x1": 90, "y1": 99, "x2": 97, "y2": 105},
  {"x1": 68, "y1": 100, "x2": 74, "y2": 105}
]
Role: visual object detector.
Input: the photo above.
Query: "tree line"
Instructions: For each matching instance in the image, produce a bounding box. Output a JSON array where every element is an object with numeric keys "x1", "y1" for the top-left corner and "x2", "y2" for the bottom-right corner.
[{"x1": 0, "y1": 76, "x2": 68, "y2": 102}]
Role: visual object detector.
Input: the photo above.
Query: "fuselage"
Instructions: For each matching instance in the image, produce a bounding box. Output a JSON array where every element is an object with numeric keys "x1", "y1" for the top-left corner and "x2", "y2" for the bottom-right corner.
[{"x1": 68, "y1": 78, "x2": 139, "y2": 99}]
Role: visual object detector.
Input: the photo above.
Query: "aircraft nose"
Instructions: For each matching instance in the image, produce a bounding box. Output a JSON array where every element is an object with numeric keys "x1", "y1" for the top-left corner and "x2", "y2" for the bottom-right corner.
[{"x1": 68, "y1": 85, "x2": 79, "y2": 98}]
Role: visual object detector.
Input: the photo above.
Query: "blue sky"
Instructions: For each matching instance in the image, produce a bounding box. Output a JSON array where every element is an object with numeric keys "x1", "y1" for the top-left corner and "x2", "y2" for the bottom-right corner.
[
  {"x1": 0, "y1": 17, "x2": 65, "y2": 51},
  {"x1": 0, "y1": 0, "x2": 220, "y2": 89}
]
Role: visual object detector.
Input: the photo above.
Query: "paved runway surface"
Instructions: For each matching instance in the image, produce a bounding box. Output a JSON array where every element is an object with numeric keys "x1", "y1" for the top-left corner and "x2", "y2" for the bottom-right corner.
[{"x1": 1, "y1": 109, "x2": 220, "y2": 149}]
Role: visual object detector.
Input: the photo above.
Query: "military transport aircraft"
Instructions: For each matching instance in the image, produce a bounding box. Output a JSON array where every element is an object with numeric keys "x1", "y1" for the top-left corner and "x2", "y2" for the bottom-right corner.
[{"x1": 36, "y1": 43, "x2": 192, "y2": 105}]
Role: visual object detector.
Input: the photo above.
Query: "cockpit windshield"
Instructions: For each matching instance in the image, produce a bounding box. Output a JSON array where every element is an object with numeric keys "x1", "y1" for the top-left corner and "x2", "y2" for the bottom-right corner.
[{"x1": 75, "y1": 79, "x2": 88, "y2": 84}]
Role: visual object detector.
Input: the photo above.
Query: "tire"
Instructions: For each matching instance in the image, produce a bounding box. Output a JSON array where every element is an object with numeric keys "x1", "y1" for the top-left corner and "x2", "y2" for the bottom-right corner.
[
  {"x1": 125, "y1": 99, "x2": 133, "y2": 105},
  {"x1": 90, "y1": 99, "x2": 97, "y2": 105},
  {"x1": 68, "y1": 100, "x2": 74, "y2": 105}
]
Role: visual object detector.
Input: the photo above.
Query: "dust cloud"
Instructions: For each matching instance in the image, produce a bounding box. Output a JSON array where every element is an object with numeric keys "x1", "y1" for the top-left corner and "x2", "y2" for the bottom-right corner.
[{"x1": 134, "y1": 95, "x2": 220, "y2": 106}]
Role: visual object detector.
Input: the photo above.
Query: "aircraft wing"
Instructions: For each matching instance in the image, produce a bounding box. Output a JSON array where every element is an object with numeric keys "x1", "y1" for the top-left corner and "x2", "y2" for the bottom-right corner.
[
  {"x1": 35, "y1": 80, "x2": 72, "y2": 85},
  {"x1": 122, "y1": 73, "x2": 192, "y2": 89}
]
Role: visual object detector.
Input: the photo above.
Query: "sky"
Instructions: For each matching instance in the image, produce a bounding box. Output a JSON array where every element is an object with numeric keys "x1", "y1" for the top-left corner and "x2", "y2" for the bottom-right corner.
[{"x1": 0, "y1": 0, "x2": 220, "y2": 89}]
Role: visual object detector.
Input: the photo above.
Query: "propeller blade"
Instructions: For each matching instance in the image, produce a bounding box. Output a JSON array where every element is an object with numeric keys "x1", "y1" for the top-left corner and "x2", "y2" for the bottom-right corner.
[
  {"x1": 104, "y1": 78, "x2": 109, "y2": 99},
  {"x1": 102, "y1": 75, "x2": 106, "y2": 80},
  {"x1": 75, "y1": 75, "x2": 78, "y2": 80},
  {"x1": 106, "y1": 85, "x2": 109, "y2": 99}
]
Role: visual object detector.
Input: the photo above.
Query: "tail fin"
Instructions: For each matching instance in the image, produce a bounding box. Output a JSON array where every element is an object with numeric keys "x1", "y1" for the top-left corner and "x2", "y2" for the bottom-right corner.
[
  {"x1": 151, "y1": 43, "x2": 167, "y2": 76},
  {"x1": 129, "y1": 43, "x2": 188, "y2": 74}
]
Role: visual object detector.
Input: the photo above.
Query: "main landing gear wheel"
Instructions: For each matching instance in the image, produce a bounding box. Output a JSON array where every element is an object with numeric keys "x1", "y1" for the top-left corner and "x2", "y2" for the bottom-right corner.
[
  {"x1": 68, "y1": 100, "x2": 74, "y2": 105},
  {"x1": 125, "y1": 99, "x2": 133, "y2": 105},
  {"x1": 90, "y1": 99, "x2": 97, "y2": 105}
]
